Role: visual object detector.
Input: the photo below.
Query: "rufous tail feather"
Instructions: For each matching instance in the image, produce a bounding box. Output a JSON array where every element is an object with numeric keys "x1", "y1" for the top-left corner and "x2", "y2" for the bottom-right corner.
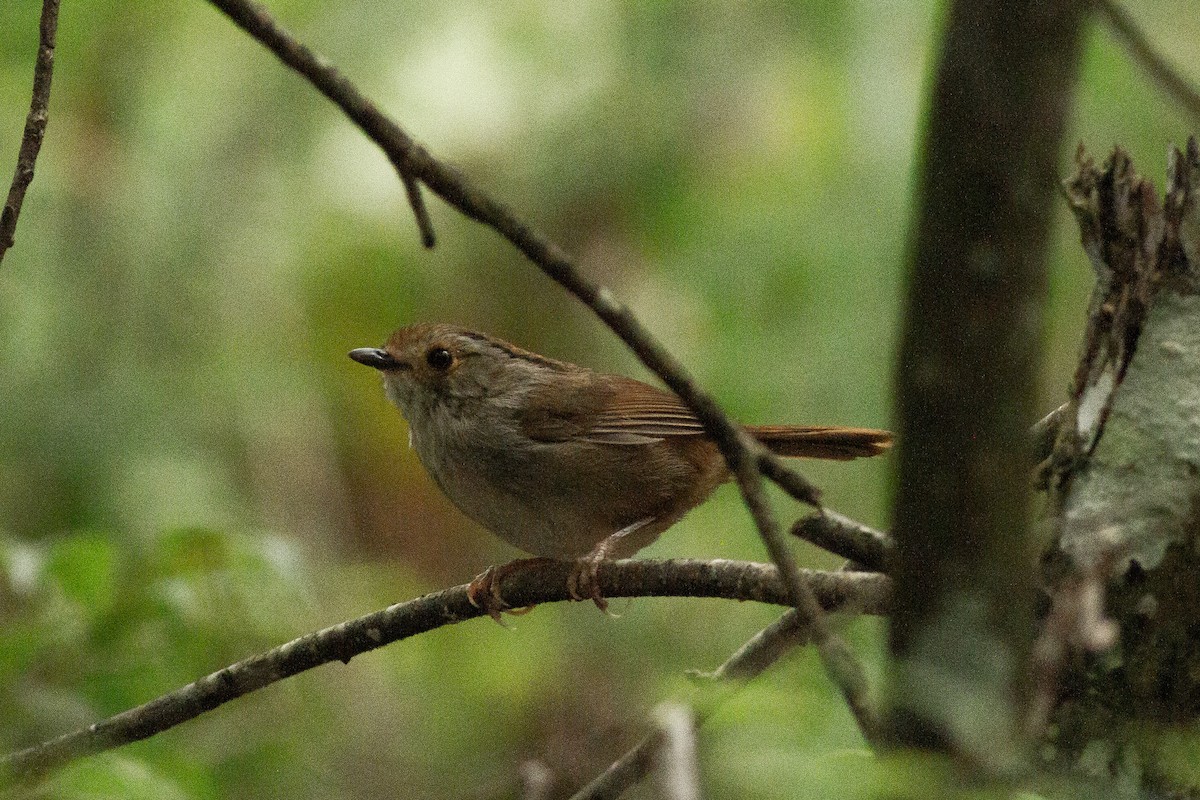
[{"x1": 747, "y1": 425, "x2": 892, "y2": 460}]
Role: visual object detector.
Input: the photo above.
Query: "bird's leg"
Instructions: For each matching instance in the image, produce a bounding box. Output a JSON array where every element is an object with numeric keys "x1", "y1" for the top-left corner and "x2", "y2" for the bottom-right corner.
[
  {"x1": 467, "y1": 557, "x2": 557, "y2": 624},
  {"x1": 568, "y1": 517, "x2": 655, "y2": 613}
]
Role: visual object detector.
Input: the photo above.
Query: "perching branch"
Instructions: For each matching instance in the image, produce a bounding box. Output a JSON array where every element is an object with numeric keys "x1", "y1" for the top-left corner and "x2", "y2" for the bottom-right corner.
[
  {"x1": 202, "y1": 0, "x2": 880, "y2": 741},
  {"x1": 2, "y1": 559, "x2": 890, "y2": 782},
  {"x1": 0, "y1": 0, "x2": 60, "y2": 266}
]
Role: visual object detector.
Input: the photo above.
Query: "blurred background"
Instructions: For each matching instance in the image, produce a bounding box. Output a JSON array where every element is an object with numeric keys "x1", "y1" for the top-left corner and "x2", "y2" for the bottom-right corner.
[{"x1": 0, "y1": 0, "x2": 1196, "y2": 796}]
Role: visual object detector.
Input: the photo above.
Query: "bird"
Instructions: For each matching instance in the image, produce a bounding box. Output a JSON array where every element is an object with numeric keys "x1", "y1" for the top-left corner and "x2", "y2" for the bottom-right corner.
[{"x1": 350, "y1": 323, "x2": 891, "y2": 617}]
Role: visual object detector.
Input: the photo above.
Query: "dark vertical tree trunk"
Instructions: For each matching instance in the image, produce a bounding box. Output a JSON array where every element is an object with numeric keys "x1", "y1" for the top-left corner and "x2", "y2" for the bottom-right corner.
[{"x1": 890, "y1": 0, "x2": 1087, "y2": 767}]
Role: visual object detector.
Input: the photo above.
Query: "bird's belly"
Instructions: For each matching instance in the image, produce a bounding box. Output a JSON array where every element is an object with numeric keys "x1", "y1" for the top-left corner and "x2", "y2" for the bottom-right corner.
[
  {"x1": 415, "y1": 439, "x2": 616, "y2": 558},
  {"x1": 410, "y1": 420, "x2": 722, "y2": 559},
  {"x1": 440, "y1": 470, "x2": 614, "y2": 558}
]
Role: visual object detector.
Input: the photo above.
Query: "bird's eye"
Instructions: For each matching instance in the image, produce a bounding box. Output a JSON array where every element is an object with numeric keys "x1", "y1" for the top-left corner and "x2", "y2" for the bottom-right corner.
[{"x1": 426, "y1": 347, "x2": 453, "y2": 371}]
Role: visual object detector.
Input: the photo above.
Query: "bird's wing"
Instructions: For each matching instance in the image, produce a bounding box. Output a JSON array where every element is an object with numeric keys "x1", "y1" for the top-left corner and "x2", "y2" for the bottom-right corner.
[
  {"x1": 581, "y1": 377, "x2": 706, "y2": 443},
  {"x1": 519, "y1": 375, "x2": 706, "y2": 445}
]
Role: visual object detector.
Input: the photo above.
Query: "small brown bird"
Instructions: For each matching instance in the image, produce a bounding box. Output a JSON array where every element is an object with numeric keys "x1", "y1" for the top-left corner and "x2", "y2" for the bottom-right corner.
[{"x1": 350, "y1": 324, "x2": 890, "y2": 614}]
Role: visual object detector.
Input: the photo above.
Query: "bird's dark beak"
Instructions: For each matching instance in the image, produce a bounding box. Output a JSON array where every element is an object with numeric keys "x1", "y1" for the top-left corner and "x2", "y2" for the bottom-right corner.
[{"x1": 349, "y1": 347, "x2": 403, "y2": 370}]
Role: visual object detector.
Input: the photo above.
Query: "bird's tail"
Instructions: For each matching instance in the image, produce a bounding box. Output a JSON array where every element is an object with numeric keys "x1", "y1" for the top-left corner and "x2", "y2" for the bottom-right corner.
[{"x1": 747, "y1": 425, "x2": 892, "y2": 460}]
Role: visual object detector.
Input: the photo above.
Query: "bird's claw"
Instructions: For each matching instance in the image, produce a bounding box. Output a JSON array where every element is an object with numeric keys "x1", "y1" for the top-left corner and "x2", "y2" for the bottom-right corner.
[
  {"x1": 467, "y1": 566, "x2": 512, "y2": 625},
  {"x1": 467, "y1": 559, "x2": 548, "y2": 625},
  {"x1": 567, "y1": 556, "x2": 614, "y2": 615}
]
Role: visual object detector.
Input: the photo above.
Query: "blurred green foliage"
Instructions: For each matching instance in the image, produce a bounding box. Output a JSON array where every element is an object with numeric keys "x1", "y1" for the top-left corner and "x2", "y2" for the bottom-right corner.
[{"x1": 0, "y1": 0, "x2": 1197, "y2": 796}]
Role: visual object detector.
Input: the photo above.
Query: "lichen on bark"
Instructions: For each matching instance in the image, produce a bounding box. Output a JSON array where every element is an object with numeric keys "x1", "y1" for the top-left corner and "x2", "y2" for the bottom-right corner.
[
  {"x1": 1045, "y1": 139, "x2": 1200, "y2": 794},
  {"x1": 1055, "y1": 141, "x2": 1200, "y2": 572}
]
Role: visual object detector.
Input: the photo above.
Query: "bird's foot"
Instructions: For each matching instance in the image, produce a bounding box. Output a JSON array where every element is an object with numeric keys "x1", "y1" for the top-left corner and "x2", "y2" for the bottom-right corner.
[
  {"x1": 566, "y1": 552, "x2": 610, "y2": 614},
  {"x1": 567, "y1": 517, "x2": 656, "y2": 615},
  {"x1": 466, "y1": 558, "x2": 553, "y2": 624}
]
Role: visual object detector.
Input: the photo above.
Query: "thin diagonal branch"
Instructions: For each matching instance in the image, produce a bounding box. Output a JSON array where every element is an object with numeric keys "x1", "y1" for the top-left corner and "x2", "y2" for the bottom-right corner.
[
  {"x1": 701, "y1": 607, "x2": 816, "y2": 682},
  {"x1": 1094, "y1": 0, "x2": 1200, "y2": 124},
  {"x1": 571, "y1": 602, "x2": 847, "y2": 800},
  {"x1": 201, "y1": 0, "x2": 824, "y2": 511},
  {"x1": 0, "y1": 0, "x2": 60, "y2": 266},
  {"x1": 2, "y1": 559, "x2": 891, "y2": 782},
  {"x1": 205, "y1": 0, "x2": 439, "y2": 248},
  {"x1": 202, "y1": 0, "x2": 882, "y2": 740}
]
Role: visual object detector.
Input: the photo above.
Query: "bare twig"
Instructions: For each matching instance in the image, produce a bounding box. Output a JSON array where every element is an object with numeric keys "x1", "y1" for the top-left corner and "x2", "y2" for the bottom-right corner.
[
  {"x1": 652, "y1": 705, "x2": 700, "y2": 800},
  {"x1": 755, "y1": 449, "x2": 823, "y2": 506},
  {"x1": 0, "y1": 0, "x2": 60, "y2": 266},
  {"x1": 400, "y1": 169, "x2": 436, "y2": 248},
  {"x1": 1, "y1": 559, "x2": 890, "y2": 781},
  {"x1": 205, "y1": 0, "x2": 440, "y2": 248},
  {"x1": 571, "y1": 602, "x2": 849, "y2": 800},
  {"x1": 701, "y1": 607, "x2": 814, "y2": 682},
  {"x1": 571, "y1": 731, "x2": 664, "y2": 800},
  {"x1": 1094, "y1": 0, "x2": 1200, "y2": 124},
  {"x1": 202, "y1": 0, "x2": 882, "y2": 740},
  {"x1": 792, "y1": 510, "x2": 893, "y2": 572},
  {"x1": 728, "y1": 438, "x2": 880, "y2": 741}
]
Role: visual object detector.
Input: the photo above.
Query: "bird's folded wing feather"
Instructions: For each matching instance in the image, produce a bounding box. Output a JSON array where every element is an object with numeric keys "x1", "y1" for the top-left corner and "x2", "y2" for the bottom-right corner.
[{"x1": 519, "y1": 375, "x2": 705, "y2": 445}]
